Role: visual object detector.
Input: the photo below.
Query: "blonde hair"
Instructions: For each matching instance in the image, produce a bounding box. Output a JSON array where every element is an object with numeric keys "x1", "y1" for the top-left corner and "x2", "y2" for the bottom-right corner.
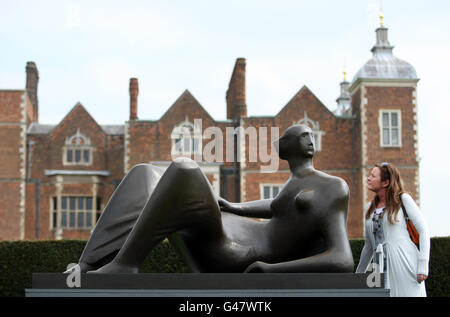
[{"x1": 365, "y1": 162, "x2": 406, "y2": 224}]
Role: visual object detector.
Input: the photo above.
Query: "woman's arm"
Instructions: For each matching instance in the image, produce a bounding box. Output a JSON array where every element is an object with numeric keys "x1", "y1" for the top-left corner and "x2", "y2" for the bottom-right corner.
[
  {"x1": 401, "y1": 193, "x2": 430, "y2": 276},
  {"x1": 218, "y1": 197, "x2": 273, "y2": 219},
  {"x1": 355, "y1": 221, "x2": 374, "y2": 273},
  {"x1": 355, "y1": 203, "x2": 374, "y2": 273}
]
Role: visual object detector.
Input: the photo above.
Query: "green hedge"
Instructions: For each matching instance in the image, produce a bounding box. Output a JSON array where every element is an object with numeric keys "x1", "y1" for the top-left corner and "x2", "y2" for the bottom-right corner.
[
  {"x1": 0, "y1": 238, "x2": 448, "y2": 297},
  {"x1": 0, "y1": 240, "x2": 190, "y2": 297}
]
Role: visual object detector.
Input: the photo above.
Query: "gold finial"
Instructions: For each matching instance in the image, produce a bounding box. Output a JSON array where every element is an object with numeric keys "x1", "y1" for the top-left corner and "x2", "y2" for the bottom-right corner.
[
  {"x1": 343, "y1": 58, "x2": 347, "y2": 81},
  {"x1": 379, "y1": 0, "x2": 384, "y2": 26}
]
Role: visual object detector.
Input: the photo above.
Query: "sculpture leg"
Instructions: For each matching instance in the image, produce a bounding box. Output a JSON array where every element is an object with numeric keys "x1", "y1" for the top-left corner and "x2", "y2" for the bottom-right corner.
[
  {"x1": 67, "y1": 164, "x2": 163, "y2": 273},
  {"x1": 90, "y1": 158, "x2": 224, "y2": 273}
]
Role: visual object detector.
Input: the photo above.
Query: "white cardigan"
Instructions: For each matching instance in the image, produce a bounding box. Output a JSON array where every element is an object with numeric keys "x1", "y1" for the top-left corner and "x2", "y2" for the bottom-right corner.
[{"x1": 356, "y1": 193, "x2": 430, "y2": 296}]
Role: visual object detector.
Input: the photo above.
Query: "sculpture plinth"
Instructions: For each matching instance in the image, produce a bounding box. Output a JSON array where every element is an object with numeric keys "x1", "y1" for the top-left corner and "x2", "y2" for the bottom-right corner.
[{"x1": 26, "y1": 273, "x2": 389, "y2": 297}]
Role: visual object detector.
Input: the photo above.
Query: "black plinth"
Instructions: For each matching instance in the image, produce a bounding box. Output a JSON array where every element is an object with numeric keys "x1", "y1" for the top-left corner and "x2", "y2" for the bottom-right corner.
[{"x1": 26, "y1": 273, "x2": 389, "y2": 297}]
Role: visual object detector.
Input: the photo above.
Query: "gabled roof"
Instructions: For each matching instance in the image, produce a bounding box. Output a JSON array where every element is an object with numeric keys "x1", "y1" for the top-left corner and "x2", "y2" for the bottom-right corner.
[
  {"x1": 47, "y1": 102, "x2": 106, "y2": 137},
  {"x1": 159, "y1": 89, "x2": 216, "y2": 123},
  {"x1": 275, "y1": 85, "x2": 336, "y2": 118}
]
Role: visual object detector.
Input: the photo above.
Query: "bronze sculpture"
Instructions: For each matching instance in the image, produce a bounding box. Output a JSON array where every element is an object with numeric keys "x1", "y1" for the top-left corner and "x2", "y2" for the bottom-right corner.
[{"x1": 71, "y1": 124, "x2": 354, "y2": 274}]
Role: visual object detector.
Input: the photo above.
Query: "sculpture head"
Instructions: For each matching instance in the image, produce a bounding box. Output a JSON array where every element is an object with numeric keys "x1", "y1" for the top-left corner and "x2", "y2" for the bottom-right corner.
[{"x1": 274, "y1": 124, "x2": 315, "y2": 160}]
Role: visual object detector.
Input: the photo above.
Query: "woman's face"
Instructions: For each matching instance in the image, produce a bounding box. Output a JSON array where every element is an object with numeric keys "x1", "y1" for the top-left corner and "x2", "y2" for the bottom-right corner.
[{"x1": 367, "y1": 167, "x2": 389, "y2": 193}]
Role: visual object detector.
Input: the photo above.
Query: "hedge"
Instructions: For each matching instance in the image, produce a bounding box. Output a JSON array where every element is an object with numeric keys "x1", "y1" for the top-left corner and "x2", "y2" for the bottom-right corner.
[{"x1": 0, "y1": 238, "x2": 448, "y2": 297}]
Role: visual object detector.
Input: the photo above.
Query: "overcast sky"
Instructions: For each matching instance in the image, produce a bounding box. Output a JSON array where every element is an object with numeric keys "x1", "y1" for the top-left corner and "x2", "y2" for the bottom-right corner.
[{"x1": 1, "y1": 0, "x2": 449, "y2": 237}]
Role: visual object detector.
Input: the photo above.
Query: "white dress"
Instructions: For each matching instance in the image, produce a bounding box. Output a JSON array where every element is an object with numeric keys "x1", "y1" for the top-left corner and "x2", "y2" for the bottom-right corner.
[{"x1": 356, "y1": 193, "x2": 430, "y2": 297}]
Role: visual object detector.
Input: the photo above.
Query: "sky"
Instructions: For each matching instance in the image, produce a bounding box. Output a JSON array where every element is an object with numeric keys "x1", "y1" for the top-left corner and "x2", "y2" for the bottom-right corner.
[{"x1": 1, "y1": 0, "x2": 449, "y2": 237}]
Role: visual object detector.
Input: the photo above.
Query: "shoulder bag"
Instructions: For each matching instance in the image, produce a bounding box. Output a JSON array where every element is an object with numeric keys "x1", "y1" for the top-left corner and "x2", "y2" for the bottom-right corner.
[{"x1": 401, "y1": 203, "x2": 420, "y2": 247}]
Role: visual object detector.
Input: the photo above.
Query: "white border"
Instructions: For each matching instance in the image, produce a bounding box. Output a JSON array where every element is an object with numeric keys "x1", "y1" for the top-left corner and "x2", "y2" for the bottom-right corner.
[{"x1": 378, "y1": 109, "x2": 402, "y2": 147}]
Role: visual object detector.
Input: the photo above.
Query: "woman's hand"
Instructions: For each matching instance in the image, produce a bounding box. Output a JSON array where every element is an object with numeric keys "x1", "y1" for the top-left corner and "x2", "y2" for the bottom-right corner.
[
  {"x1": 218, "y1": 197, "x2": 241, "y2": 215},
  {"x1": 244, "y1": 261, "x2": 272, "y2": 273},
  {"x1": 417, "y1": 274, "x2": 428, "y2": 283}
]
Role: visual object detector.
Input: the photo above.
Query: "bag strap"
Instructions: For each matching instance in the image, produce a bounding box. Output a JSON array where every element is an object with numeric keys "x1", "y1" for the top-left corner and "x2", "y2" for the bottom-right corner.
[
  {"x1": 398, "y1": 194, "x2": 408, "y2": 218},
  {"x1": 401, "y1": 202, "x2": 409, "y2": 219}
]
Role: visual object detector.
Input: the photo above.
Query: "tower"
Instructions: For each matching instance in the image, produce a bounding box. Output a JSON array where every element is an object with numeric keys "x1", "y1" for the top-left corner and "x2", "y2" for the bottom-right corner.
[
  {"x1": 349, "y1": 16, "x2": 420, "y2": 211},
  {"x1": 335, "y1": 69, "x2": 352, "y2": 116}
]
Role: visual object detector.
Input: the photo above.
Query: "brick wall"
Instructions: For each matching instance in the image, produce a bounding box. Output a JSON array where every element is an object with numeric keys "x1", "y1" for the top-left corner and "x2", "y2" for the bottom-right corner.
[
  {"x1": 361, "y1": 85, "x2": 418, "y2": 202},
  {"x1": 0, "y1": 183, "x2": 22, "y2": 239},
  {"x1": 105, "y1": 134, "x2": 124, "y2": 181},
  {"x1": 0, "y1": 90, "x2": 28, "y2": 240},
  {"x1": 0, "y1": 125, "x2": 23, "y2": 178},
  {"x1": 127, "y1": 121, "x2": 159, "y2": 168},
  {"x1": 0, "y1": 90, "x2": 26, "y2": 122}
]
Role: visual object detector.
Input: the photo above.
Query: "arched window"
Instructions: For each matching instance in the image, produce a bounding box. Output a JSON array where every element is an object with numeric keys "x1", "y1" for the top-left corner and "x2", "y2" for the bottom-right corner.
[
  {"x1": 63, "y1": 128, "x2": 93, "y2": 165},
  {"x1": 171, "y1": 118, "x2": 202, "y2": 157},
  {"x1": 293, "y1": 112, "x2": 325, "y2": 151}
]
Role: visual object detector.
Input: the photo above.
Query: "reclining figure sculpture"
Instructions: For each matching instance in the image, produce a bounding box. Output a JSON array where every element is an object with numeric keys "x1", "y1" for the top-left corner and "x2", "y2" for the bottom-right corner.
[{"x1": 71, "y1": 124, "x2": 354, "y2": 273}]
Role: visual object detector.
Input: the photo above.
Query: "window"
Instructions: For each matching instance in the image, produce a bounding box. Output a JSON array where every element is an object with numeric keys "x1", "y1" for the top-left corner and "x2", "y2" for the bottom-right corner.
[
  {"x1": 260, "y1": 184, "x2": 282, "y2": 199},
  {"x1": 380, "y1": 110, "x2": 401, "y2": 147},
  {"x1": 171, "y1": 118, "x2": 202, "y2": 157},
  {"x1": 66, "y1": 148, "x2": 91, "y2": 164},
  {"x1": 96, "y1": 197, "x2": 102, "y2": 222},
  {"x1": 293, "y1": 112, "x2": 325, "y2": 151},
  {"x1": 52, "y1": 197, "x2": 57, "y2": 229},
  {"x1": 63, "y1": 128, "x2": 93, "y2": 165},
  {"x1": 51, "y1": 196, "x2": 102, "y2": 229}
]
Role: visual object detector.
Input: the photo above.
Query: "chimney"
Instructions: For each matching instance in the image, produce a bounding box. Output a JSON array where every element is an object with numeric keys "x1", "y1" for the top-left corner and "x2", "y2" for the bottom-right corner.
[
  {"x1": 129, "y1": 78, "x2": 139, "y2": 120},
  {"x1": 226, "y1": 58, "x2": 247, "y2": 120},
  {"x1": 26, "y1": 61, "x2": 39, "y2": 122}
]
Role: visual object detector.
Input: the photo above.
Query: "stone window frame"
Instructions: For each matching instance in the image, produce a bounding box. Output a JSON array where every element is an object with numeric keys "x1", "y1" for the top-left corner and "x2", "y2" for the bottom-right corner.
[
  {"x1": 63, "y1": 146, "x2": 93, "y2": 165},
  {"x1": 293, "y1": 112, "x2": 324, "y2": 151},
  {"x1": 51, "y1": 196, "x2": 94, "y2": 230},
  {"x1": 379, "y1": 109, "x2": 402, "y2": 147},
  {"x1": 260, "y1": 183, "x2": 283, "y2": 199},
  {"x1": 63, "y1": 128, "x2": 94, "y2": 166},
  {"x1": 51, "y1": 195, "x2": 102, "y2": 230},
  {"x1": 170, "y1": 118, "x2": 202, "y2": 157}
]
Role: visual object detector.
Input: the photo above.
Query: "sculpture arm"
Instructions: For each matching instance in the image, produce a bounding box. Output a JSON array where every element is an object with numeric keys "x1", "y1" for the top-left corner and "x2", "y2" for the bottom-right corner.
[
  {"x1": 218, "y1": 197, "x2": 273, "y2": 219},
  {"x1": 246, "y1": 179, "x2": 354, "y2": 273}
]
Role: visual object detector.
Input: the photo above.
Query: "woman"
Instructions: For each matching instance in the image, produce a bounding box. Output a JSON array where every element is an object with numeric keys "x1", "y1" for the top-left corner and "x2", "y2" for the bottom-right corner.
[
  {"x1": 356, "y1": 162, "x2": 430, "y2": 297},
  {"x1": 72, "y1": 124, "x2": 354, "y2": 274}
]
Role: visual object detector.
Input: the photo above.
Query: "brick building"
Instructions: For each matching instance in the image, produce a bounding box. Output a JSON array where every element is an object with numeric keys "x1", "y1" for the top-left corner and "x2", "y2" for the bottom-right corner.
[{"x1": 0, "y1": 23, "x2": 419, "y2": 240}]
